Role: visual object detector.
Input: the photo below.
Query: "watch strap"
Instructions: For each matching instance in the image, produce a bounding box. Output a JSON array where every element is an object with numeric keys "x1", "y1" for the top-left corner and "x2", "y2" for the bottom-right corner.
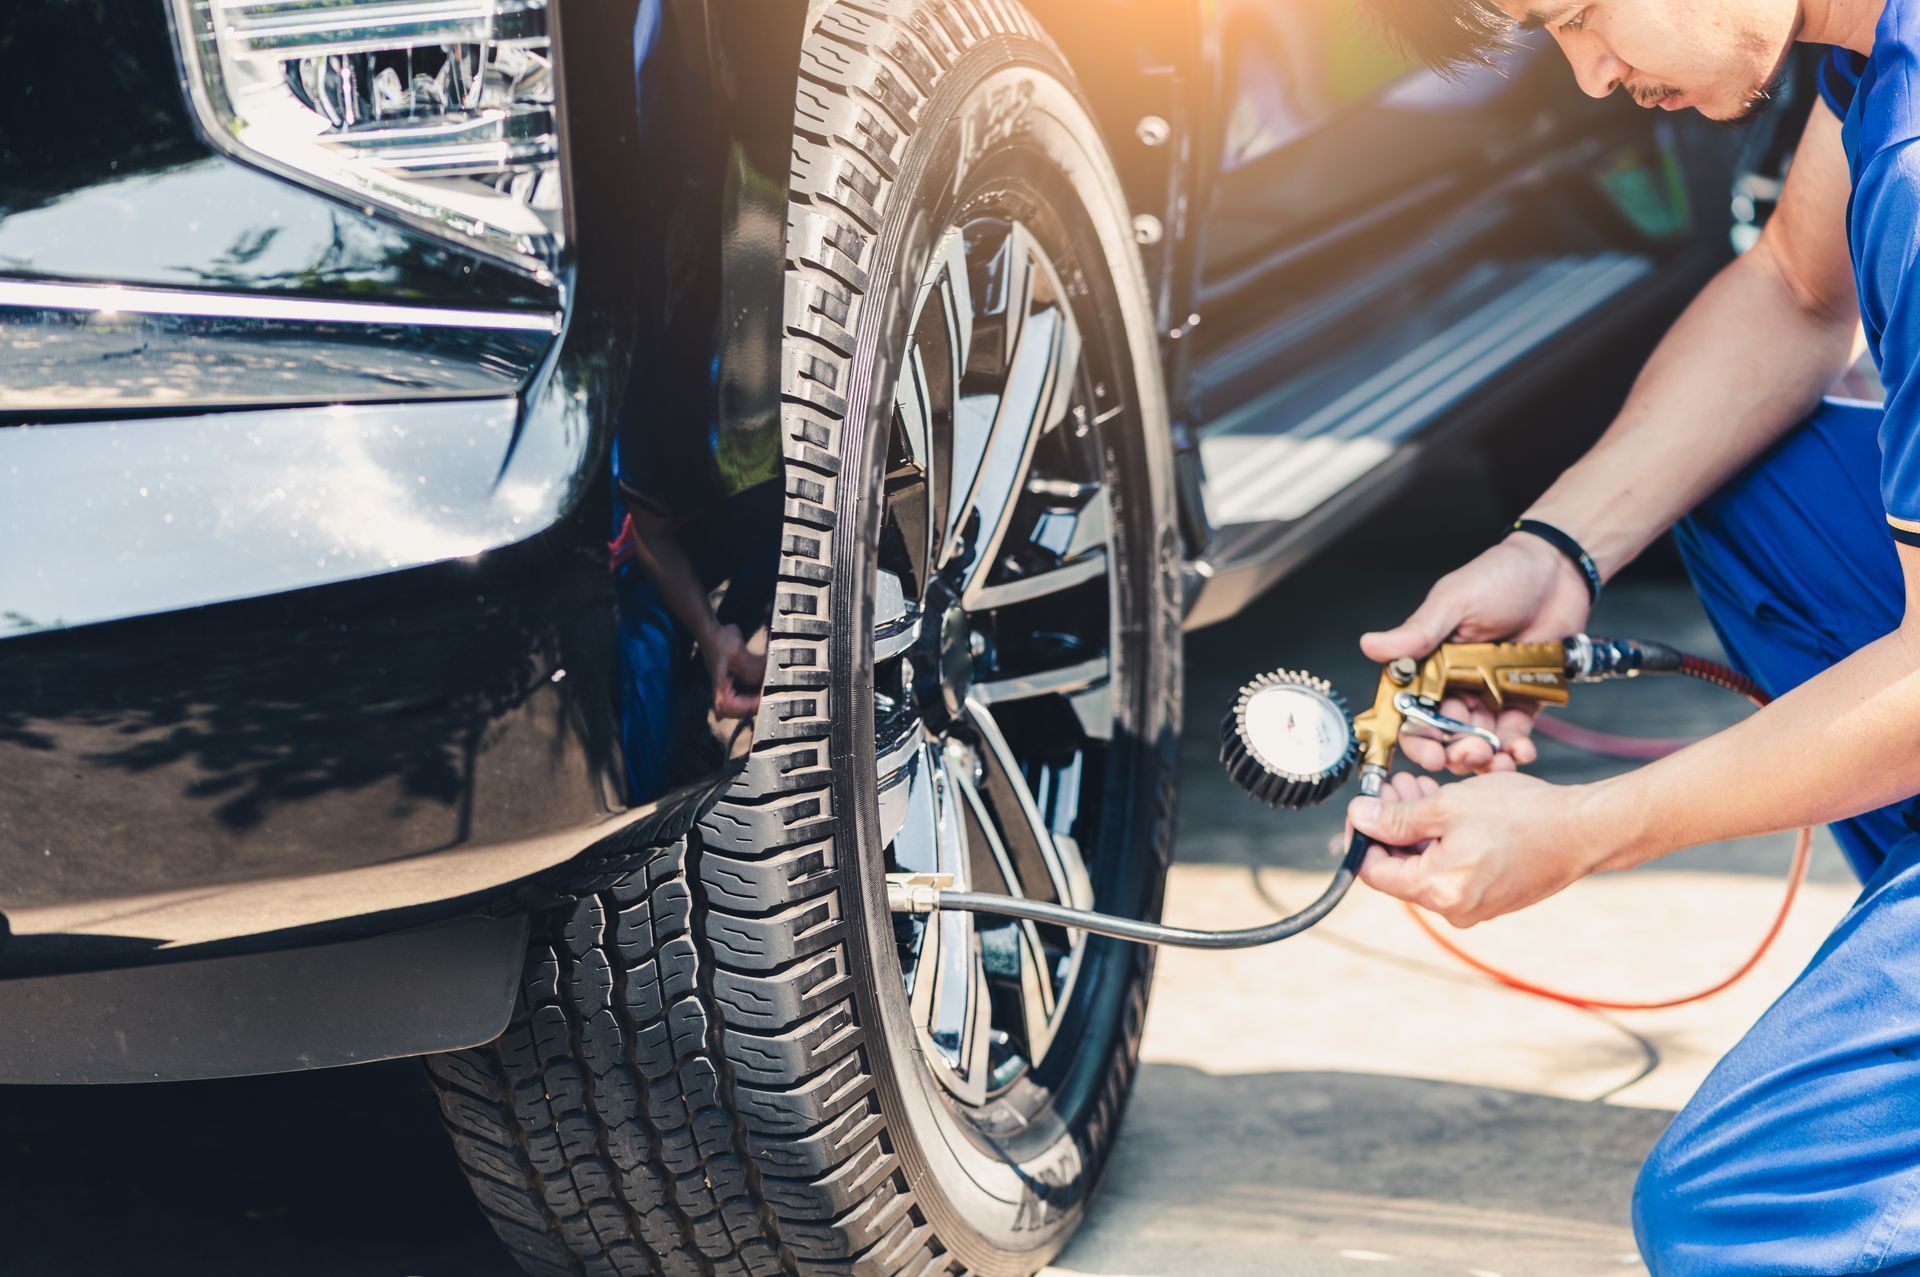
[{"x1": 1510, "y1": 517, "x2": 1601, "y2": 605}]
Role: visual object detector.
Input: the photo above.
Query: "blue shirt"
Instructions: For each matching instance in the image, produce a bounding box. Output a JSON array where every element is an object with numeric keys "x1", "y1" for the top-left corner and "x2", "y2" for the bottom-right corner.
[{"x1": 1817, "y1": 8, "x2": 1920, "y2": 546}]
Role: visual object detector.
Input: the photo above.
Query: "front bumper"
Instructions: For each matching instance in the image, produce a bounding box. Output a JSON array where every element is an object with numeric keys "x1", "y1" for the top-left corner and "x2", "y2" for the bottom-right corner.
[
  {"x1": 0, "y1": 230, "x2": 642, "y2": 971},
  {"x1": 0, "y1": 0, "x2": 793, "y2": 1042},
  {"x1": 0, "y1": 489, "x2": 641, "y2": 978}
]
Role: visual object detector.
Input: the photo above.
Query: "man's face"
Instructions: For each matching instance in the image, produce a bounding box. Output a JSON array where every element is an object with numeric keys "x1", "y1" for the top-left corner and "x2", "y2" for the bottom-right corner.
[{"x1": 1506, "y1": 0, "x2": 1799, "y2": 123}]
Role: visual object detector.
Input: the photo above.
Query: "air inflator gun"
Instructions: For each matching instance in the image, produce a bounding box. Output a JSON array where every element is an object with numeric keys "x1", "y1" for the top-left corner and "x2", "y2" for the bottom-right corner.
[{"x1": 886, "y1": 635, "x2": 1739, "y2": 949}]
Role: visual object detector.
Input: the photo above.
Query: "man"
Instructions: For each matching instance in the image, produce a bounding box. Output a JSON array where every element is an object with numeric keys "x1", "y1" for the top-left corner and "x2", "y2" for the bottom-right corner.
[{"x1": 1353, "y1": 0, "x2": 1920, "y2": 1270}]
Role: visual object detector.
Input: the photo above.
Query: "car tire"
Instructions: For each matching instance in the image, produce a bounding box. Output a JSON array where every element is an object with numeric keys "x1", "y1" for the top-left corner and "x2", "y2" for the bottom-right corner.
[{"x1": 427, "y1": 3, "x2": 1181, "y2": 1273}]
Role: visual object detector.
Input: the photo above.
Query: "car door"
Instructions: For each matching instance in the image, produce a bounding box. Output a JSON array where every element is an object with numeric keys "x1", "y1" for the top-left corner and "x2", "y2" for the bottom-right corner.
[{"x1": 1199, "y1": 0, "x2": 1551, "y2": 292}]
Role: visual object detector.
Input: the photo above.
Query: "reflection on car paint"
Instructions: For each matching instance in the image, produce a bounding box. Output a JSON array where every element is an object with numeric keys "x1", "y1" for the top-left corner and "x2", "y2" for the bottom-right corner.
[
  {"x1": 0, "y1": 0, "x2": 807, "y2": 968},
  {"x1": 0, "y1": 304, "x2": 551, "y2": 411},
  {"x1": 605, "y1": 0, "x2": 782, "y2": 804},
  {"x1": 0, "y1": 159, "x2": 547, "y2": 310}
]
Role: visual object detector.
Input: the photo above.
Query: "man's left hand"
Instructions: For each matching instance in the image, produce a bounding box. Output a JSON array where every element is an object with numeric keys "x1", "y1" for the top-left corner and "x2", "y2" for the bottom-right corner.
[{"x1": 1345, "y1": 770, "x2": 1611, "y2": 928}]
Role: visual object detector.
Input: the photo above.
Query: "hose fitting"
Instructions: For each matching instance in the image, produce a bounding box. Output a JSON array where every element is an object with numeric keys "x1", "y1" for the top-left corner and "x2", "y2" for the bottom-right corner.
[{"x1": 1565, "y1": 634, "x2": 1684, "y2": 681}]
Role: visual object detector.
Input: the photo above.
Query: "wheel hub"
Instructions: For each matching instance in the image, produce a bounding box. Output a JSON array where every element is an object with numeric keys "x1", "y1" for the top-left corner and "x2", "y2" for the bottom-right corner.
[{"x1": 928, "y1": 601, "x2": 982, "y2": 725}]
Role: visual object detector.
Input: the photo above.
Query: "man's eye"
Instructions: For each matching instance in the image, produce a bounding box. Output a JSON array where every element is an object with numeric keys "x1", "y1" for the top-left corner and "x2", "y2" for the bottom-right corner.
[{"x1": 1559, "y1": 8, "x2": 1589, "y2": 31}]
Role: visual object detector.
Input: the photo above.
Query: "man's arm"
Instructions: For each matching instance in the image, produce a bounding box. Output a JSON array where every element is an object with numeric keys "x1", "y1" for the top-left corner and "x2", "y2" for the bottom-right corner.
[
  {"x1": 1593, "y1": 543, "x2": 1920, "y2": 871},
  {"x1": 1360, "y1": 106, "x2": 1862, "y2": 775},
  {"x1": 617, "y1": 499, "x2": 767, "y2": 719},
  {"x1": 1349, "y1": 543, "x2": 1920, "y2": 928},
  {"x1": 1596, "y1": 124, "x2": 1920, "y2": 872},
  {"x1": 1524, "y1": 104, "x2": 1862, "y2": 578}
]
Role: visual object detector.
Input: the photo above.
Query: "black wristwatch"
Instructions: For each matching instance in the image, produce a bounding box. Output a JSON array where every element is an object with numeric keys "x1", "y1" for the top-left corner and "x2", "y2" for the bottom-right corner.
[{"x1": 1509, "y1": 517, "x2": 1602, "y2": 606}]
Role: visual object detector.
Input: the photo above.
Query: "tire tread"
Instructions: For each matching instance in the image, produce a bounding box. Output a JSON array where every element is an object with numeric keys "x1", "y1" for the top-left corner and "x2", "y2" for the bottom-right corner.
[{"x1": 430, "y1": 5, "x2": 1168, "y2": 1275}]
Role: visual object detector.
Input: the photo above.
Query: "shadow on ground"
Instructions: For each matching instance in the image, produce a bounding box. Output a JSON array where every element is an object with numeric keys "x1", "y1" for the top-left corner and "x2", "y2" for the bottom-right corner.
[
  {"x1": 0, "y1": 1059, "x2": 518, "y2": 1277},
  {"x1": 0, "y1": 1054, "x2": 1670, "y2": 1277}
]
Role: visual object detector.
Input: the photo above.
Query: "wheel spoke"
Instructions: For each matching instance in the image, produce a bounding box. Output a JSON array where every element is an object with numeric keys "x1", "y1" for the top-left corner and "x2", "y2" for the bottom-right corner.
[
  {"x1": 972, "y1": 481, "x2": 1112, "y2": 613},
  {"x1": 904, "y1": 748, "x2": 993, "y2": 1105},
  {"x1": 886, "y1": 345, "x2": 936, "y2": 599},
  {"x1": 875, "y1": 720, "x2": 930, "y2": 850},
  {"x1": 913, "y1": 230, "x2": 970, "y2": 580},
  {"x1": 922, "y1": 227, "x2": 975, "y2": 385},
  {"x1": 1065, "y1": 680, "x2": 1115, "y2": 744},
  {"x1": 963, "y1": 700, "x2": 1092, "y2": 914},
  {"x1": 950, "y1": 750, "x2": 1068, "y2": 1069},
  {"x1": 950, "y1": 228, "x2": 1084, "y2": 610},
  {"x1": 971, "y1": 654, "x2": 1109, "y2": 707},
  {"x1": 964, "y1": 549, "x2": 1105, "y2": 612},
  {"x1": 1059, "y1": 485, "x2": 1110, "y2": 558},
  {"x1": 944, "y1": 229, "x2": 1030, "y2": 558},
  {"x1": 872, "y1": 567, "x2": 919, "y2": 662}
]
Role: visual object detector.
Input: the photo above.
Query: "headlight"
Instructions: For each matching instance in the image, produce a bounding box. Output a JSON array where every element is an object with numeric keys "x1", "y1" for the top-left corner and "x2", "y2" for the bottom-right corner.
[{"x1": 169, "y1": 0, "x2": 564, "y2": 282}]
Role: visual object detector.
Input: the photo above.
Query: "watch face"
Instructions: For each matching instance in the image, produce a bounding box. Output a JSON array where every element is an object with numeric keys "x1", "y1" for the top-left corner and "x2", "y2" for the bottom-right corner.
[{"x1": 1242, "y1": 683, "x2": 1350, "y2": 779}]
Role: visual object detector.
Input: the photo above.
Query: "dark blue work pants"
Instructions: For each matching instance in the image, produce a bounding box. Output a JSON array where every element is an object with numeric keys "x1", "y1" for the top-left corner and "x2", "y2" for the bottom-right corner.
[{"x1": 1635, "y1": 398, "x2": 1920, "y2": 1273}]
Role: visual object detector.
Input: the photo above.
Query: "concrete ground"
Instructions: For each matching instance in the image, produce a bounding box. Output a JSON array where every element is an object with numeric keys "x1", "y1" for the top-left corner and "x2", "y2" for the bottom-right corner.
[{"x1": 0, "y1": 467, "x2": 1864, "y2": 1276}]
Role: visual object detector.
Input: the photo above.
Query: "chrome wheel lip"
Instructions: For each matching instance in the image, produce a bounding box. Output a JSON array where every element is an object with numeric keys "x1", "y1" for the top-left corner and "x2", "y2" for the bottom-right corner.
[{"x1": 869, "y1": 215, "x2": 1119, "y2": 1108}]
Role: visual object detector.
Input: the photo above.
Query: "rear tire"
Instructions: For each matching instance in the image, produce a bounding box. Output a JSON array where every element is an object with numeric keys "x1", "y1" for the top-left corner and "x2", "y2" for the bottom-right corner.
[{"x1": 429, "y1": 4, "x2": 1181, "y2": 1273}]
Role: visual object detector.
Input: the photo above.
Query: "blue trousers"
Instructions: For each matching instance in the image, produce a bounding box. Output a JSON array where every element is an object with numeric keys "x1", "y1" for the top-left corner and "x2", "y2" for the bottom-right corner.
[{"x1": 1635, "y1": 398, "x2": 1920, "y2": 1273}]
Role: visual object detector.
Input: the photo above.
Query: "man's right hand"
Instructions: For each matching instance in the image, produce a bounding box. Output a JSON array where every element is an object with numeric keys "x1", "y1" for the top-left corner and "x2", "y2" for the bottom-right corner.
[{"x1": 1359, "y1": 530, "x2": 1595, "y2": 775}]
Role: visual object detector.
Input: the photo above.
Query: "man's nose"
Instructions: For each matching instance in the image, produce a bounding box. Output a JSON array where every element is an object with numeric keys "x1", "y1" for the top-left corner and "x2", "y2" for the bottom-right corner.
[{"x1": 1569, "y1": 43, "x2": 1629, "y2": 99}]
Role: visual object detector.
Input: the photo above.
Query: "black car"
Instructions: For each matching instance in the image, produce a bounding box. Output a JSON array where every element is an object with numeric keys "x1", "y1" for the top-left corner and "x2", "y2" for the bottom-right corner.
[{"x1": 0, "y1": 1, "x2": 1771, "y2": 1272}]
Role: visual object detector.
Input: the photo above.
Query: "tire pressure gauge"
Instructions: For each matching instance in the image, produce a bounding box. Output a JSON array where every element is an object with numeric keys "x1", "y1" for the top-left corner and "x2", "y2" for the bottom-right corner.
[{"x1": 1219, "y1": 670, "x2": 1359, "y2": 810}]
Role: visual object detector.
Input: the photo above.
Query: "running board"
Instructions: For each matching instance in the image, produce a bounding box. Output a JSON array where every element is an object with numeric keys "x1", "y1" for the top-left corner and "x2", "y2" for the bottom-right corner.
[{"x1": 1184, "y1": 252, "x2": 1652, "y2": 630}]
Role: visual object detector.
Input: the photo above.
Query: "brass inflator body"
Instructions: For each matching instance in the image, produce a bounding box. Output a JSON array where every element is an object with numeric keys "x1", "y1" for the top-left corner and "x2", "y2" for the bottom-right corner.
[{"x1": 1353, "y1": 641, "x2": 1573, "y2": 775}]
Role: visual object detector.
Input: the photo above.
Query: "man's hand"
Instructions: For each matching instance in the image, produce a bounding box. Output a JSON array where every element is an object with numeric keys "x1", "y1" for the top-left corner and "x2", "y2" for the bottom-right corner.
[
  {"x1": 1360, "y1": 532, "x2": 1594, "y2": 775},
  {"x1": 703, "y1": 623, "x2": 767, "y2": 720},
  {"x1": 1344, "y1": 770, "x2": 1609, "y2": 928},
  {"x1": 616, "y1": 504, "x2": 769, "y2": 721}
]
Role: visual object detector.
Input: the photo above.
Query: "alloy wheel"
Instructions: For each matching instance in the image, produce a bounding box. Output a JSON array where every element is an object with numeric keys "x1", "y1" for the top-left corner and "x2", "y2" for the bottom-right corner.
[{"x1": 870, "y1": 216, "x2": 1121, "y2": 1107}]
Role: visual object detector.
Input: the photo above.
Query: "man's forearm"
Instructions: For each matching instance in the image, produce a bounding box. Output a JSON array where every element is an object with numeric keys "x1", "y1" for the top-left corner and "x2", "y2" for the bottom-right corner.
[
  {"x1": 1522, "y1": 243, "x2": 1860, "y2": 580},
  {"x1": 1586, "y1": 620, "x2": 1920, "y2": 871}
]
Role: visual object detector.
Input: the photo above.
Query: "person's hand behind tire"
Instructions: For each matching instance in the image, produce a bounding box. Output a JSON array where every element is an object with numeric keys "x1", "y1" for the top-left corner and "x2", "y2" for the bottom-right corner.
[
  {"x1": 704, "y1": 622, "x2": 766, "y2": 720},
  {"x1": 1359, "y1": 531, "x2": 1593, "y2": 774}
]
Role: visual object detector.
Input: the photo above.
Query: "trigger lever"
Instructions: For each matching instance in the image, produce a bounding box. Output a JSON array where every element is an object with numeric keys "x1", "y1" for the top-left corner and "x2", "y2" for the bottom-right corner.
[{"x1": 1392, "y1": 692, "x2": 1503, "y2": 753}]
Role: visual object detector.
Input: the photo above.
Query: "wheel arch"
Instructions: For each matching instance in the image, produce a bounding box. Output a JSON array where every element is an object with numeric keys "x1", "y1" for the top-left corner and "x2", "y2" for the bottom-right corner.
[
  {"x1": 564, "y1": 0, "x2": 810, "y2": 513},
  {"x1": 1019, "y1": 0, "x2": 1214, "y2": 561},
  {"x1": 553, "y1": 0, "x2": 811, "y2": 822}
]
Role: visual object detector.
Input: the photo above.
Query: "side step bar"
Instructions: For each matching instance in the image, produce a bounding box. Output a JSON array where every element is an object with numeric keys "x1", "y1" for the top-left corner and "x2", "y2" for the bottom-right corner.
[{"x1": 1184, "y1": 252, "x2": 1653, "y2": 630}]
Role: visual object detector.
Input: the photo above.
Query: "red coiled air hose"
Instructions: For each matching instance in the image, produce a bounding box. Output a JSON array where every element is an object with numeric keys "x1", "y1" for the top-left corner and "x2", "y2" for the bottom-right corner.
[{"x1": 1404, "y1": 657, "x2": 1813, "y2": 1011}]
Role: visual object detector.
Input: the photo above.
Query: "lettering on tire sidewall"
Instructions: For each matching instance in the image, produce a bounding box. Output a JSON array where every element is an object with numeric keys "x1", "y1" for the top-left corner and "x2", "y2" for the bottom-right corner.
[{"x1": 957, "y1": 75, "x2": 1036, "y2": 178}]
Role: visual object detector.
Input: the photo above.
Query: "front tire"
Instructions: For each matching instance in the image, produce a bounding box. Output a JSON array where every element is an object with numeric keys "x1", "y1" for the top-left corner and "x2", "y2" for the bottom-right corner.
[{"x1": 430, "y1": 4, "x2": 1181, "y2": 1273}]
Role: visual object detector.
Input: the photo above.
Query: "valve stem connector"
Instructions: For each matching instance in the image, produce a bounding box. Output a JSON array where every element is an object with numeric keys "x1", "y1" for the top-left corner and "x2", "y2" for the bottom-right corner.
[{"x1": 886, "y1": 873, "x2": 955, "y2": 915}]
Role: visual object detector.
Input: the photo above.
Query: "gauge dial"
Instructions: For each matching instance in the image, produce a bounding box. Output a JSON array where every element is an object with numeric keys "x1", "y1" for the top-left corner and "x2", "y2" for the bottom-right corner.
[{"x1": 1219, "y1": 670, "x2": 1359, "y2": 810}]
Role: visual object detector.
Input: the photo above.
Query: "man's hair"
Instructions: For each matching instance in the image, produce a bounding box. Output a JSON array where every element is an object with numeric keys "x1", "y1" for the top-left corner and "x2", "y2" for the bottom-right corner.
[{"x1": 1357, "y1": 0, "x2": 1520, "y2": 75}]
